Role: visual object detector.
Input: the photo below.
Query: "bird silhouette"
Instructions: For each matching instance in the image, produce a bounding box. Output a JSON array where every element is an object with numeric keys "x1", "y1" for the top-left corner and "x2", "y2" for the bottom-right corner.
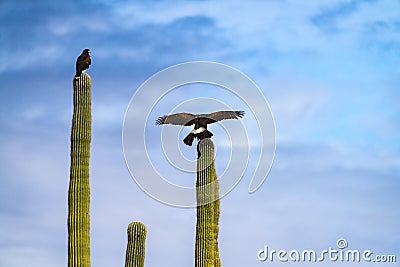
[
  {"x1": 156, "y1": 110, "x2": 245, "y2": 146},
  {"x1": 74, "y1": 49, "x2": 91, "y2": 79}
]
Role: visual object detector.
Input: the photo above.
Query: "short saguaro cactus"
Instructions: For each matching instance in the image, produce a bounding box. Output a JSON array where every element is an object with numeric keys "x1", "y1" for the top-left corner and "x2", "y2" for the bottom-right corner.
[{"x1": 125, "y1": 221, "x2": 147, "y2": 267}]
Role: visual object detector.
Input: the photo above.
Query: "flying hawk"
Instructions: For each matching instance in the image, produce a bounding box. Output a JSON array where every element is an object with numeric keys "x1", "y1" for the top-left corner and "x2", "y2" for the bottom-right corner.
[
  {"x1": 74, "y1": 49, "x2": 91, "y2": 79},
  {"x1": 156, "y1": 110, "x2": 245, "y2": 146}
]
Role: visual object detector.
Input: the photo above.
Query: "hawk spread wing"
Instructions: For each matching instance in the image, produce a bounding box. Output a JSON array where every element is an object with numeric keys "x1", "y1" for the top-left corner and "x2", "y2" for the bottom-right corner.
[
  {"x1": 206, "y1": 110, "x2": 245, "y2": 123},
  {"x1": 156, "y1": 110, "x2": 245, "y2": 126},
  {"x1": 155, "y1": 112, "x2": 196, "y2": 126}
]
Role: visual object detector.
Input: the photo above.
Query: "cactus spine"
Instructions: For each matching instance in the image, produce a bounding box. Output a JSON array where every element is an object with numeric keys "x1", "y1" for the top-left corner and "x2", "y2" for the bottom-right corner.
[
  {"x1": 125, "y1": 222, "x2": 147, "y2": 267},
  {"x1": 195, "y1": 138, "x2": 221, "y2": 267},
  {"x1": 68, "y1": 73, "x2": 92, "y2": 267}
]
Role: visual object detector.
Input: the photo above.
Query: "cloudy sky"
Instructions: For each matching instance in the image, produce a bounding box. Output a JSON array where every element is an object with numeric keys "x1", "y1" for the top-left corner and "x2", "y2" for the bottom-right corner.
[{"x1": 1, "y1": 0, "x2": 399, "y2": 266}]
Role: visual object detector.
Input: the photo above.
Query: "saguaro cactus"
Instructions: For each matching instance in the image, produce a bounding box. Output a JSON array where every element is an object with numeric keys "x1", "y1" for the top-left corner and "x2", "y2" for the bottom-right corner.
[
  {"x1": 125, "y1": 221, "x2": 147, "y2": 267},
  {"x1": 195, "y1": 138, "x2": 221, "y2": 267},
  {"x1": 68, "y1": 73, "x2": 92, "y2": 267}
]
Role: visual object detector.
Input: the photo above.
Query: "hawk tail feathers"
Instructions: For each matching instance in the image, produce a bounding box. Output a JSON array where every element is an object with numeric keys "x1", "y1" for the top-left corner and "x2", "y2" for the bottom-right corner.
[
  {"x1": 183, "y1": 133, "x2": 195, "y2": 146},
  {"x1": 183, "y1": 130, "x2": 213, "y2": 146},
  {"x1": 196, "y1": 130, "x2": 213, "y2": 140}
]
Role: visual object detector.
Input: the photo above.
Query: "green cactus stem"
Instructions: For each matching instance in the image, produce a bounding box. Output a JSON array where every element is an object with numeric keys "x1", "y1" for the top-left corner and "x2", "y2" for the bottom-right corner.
[
  {"x1": 195, "y1": 138, "x2": 221, "y2": 267},
  {"x1": 68, "y1": 73, "x2": 92, "y2": 267},
  {"x1": 125, "y1": 221, "x2": 147, "y2": 267}
]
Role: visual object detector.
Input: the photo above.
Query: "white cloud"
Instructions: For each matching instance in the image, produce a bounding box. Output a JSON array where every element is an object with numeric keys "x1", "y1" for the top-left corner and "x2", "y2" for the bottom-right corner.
[
  {"x1": 20, "y1": 106, "x2": 46, "y2": 120},
  {"x1": 49, "y1": 15, "x2": 111, "y2": 36},
  {"x1": 93, "y1": 100, "x2": 127, "y2": 129},
  {"x1": 0, "y1": 45, "x2": 63, "y2": 72}
]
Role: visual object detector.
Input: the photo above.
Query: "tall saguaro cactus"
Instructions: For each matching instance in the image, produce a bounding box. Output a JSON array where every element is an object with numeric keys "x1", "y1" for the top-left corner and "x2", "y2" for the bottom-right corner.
[
  {"x1": 68, "y1": 73, "x2": 92, "y2": 267},
  {"x1": 125, "y1": 221, "x2": 147, "y2": 267},
  {"x1": 195, "y1": 138, "x2": 221, "y2": 267}
]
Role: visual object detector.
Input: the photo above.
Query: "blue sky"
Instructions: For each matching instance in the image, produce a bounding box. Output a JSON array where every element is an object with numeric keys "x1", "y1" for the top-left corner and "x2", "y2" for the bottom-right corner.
[{"x1": 1, "y1": 0, "x2": 399, "y2": 266}]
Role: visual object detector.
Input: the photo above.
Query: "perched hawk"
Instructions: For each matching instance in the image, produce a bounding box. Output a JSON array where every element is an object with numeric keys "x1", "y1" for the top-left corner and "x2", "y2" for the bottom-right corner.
[
  {"x1": 74, "y1": 49, "x2": 91, "y2": 79},
  {"x1": 156, "y1": 110, "x2": 245, "y2": 146}
]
